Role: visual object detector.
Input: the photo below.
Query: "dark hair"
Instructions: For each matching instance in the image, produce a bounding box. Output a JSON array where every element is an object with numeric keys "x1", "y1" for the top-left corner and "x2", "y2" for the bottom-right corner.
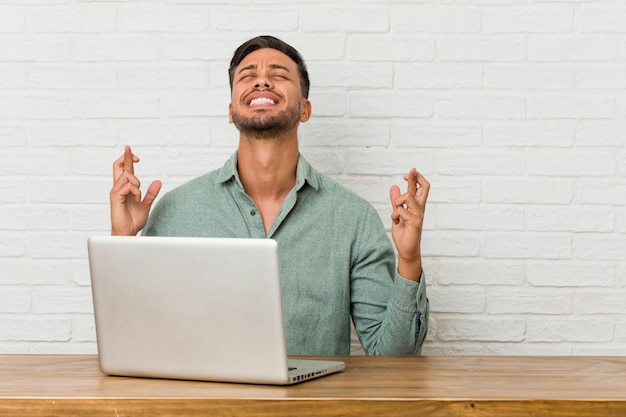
[{"x1": 228, "y1": 35, "x2": 310, "y2": 99}]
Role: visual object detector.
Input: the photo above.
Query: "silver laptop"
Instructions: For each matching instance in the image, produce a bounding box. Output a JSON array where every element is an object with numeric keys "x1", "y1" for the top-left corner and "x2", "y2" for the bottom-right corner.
[{"x1": 87, "y1": 235, "x2": 344, "y2": 385}]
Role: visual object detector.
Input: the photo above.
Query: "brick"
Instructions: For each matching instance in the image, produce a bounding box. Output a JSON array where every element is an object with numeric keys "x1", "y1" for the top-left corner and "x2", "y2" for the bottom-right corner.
[
  {"x1": 306, "y1": 91, "x2": 346, "y2": 117},
  {"x1": 347, "y1": 148, "x2": 434, "y2": 175},
  {"x1": 27, "y1": 232, "x2": 90, "y2": 259},
  {"x1": 72, "y1": 316, "x2": 96, "y2": 343},
  {"x1": 487, "y1": 289, "x2": 572, "y2": 314},
  {"x1": 348, "y1": 36, "x2": 435, "y2": 62},
  {"x1": 576, "y1": 66, "x2": 626, "y2": 90},
  {"x1": 120, "y1": 121, "x2": 212, "y2": 147},
  {"x1": 574, "y1": 290, "x2": 626, "y2": 314},
  {"x1": 580, "y1": 7, "x2": 626, "y2": 33},
  {"x1": 484, "y1": 6, "x2": 573, "y2": 33},
  {"x1": 0, "y1": 125, "x2": 27, "y2": 146},
  {"x1": 579, "y1": 182, "x2": 626, "y2": 205},
  {"x1": 25, "y1": 5, "x2": 116, "y2": 33},
  {"x1": 484, "y1": 179, "x2": 574, "y2": 204},
  {"x1": 528, "y1": 37, "x2": 617, "y2": 62},
  {"x1": 526, "y1": 317, "x2": 613, "y2": 343},
  {"x1": 428, "y1": 287, "x2": 486, "y2": 313},
  {"x1": 485, "y1": 64, "x2": 573, "y2": 90},
  {"x1": 394, "y1": 123, "x2": 483, "y2": 148},
  {"x1": 438, "y1": 318, "x2": 525, "y2": 342},
  {"x1": 0, "y1": 63, "x2": 27, "y2": 88},
  {"x1": 70, "y1": 260, "x2": 91, "y2": 287},
  {"x1": 0, "y1": 206, "x2": 70, "y2": 231},
  {"x1": 0, "y1": 317, "x2": 71, "y2": 342},
  {"x1": 308, "y1": 62, "x2": 393, "y2": 89},
  {"x1": 32, "y1": 287, "x2": 93, "y2": 314},
  {"x1": 438, "y1": 36, "x2": 525, "y2": 62},
  {"x1": 436, "y1": 95, "x2": 526, "y2": 120},
  {"x1": 163, "y1": 36, "x2": 237, "y2": 61},
  {"x1": 578, "y1": 124, "x2": 626, "y2": 147},
  {"x1": 529, "y1": 95, "x2": 615, "y2": 119},
  {"x1": 392, "y1": 6, "x2": 482, "y2": 33},
  {"x1": 348, "y1": 91, "x2": 433, "y2": 119},
  {"x1": 331, "y1": 177, "x2": 390, "y2": 203},
  {"x1": 0, "y1": 95, "x2": 70, "y2": 120},
  {"x1": 0, "y1": 289, "x2": 31, "y2": 313},
  {"x1": 0, "y1": 7, "x2": 24, "y2": 33},
  {"x1": 485, "y1": 123, "x2": 574, "y2": 147},
  {"x1": 300, "y1": 119, "x2": 390, "y2": 148},
  {"x1": 482, "y1": 233, "x2": 571, "y2": 259},
  {"x1": 73, "y1": 35, "x2": 160, "y2": 62},
  {"x1": 29, "y1": 122, "x2": 118, "y2": 147},
  {"x1": 618, "y1": 207, "x2": 626, "y2": 233},
  {"x1": 300, "y1": 148, "x2": 346, "y2": 176},
  {"x1": 118, "y1": 63, "x2": 210, "y2": 89},
  {"x1": 0, "y1": 149, "x2": 72, "y2": 175},
  {"x1": 162, "y1": 148, "x2": 234, "y2": 176},
  {"x1": 164, "y1": 89, "x2": 228, "y2": 117},
  {"x1": 71, "y1": 205, "x2": 110, "y2": 232},
  {"x1": 422, "y1": 231, "x2": 481, "y2": 257},
  {"x1": 119, "y1": 6, "x2": 209, "y2": 32},
  {"x1": 0, "y1": 180, "x2": 26, "y2": 203},
  {"x1": 429, "y1": 259, "x2": 525, "y2": 286},
  {"x1": 72, "y1": 94, "x2": 160, "y2": 119},
  {"x1": 525, "y1": 206, "x2": 614, "y2": 232},
  {"x1": 211, "y1": 8, "x2": 298, "y2": 31},
  {"x1": 0, "y1": 234, "x2": 25, "y2": 257},
  {"x1": 435, "y1": 150, "x2": 525, "y2": 175},
  {"x1": 573, "y1": 234, "x2": 625, "y2": 261},
  {"x1": 289, "y1": 34, "x2": 346, "y2": 61},
  {"x1": 0, "y1": 260, "x2": 72, "y2": 286},
  {"x1": 29, "y1": 64, "x2": 116, "y2": 90},
  {"x1": 426, "y1": 177, "x2": 481, "y2": 204},
  {"x1": 300, "y1": 6, "x2": 388, "y2": 32},
  {"x1": 29, "y1": 179, "x2": 110, "y2": 204},
  {"x1": 0, "y1": 36, "x2": 70, "y2": 61},
  {"x1": 437, "y1": 205, "x2": 524, "y2": 231},
  {"x1": 526, "y1": 262, "x2": 614, "y2": 288},
  {"x1": 396, "y1": 64, "x2": 483, "y2": 89},
  {"x1": 526, "y1": 149, "x2": 616, "y2": 176}
]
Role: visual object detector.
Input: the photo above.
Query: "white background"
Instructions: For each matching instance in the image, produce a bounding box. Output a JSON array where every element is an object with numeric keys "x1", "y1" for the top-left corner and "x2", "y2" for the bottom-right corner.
[{"x1": 1, "y1": 0, "x2": 625, "y2": 355}]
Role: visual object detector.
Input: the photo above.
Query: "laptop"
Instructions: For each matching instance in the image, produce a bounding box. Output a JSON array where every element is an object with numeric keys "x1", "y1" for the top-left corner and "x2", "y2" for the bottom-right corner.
[{"x1": 87, "y1": 235, "x2": 345, "y2": 385}]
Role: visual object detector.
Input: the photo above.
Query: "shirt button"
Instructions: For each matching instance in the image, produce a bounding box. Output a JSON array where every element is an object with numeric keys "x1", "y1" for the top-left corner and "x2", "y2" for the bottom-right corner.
[{"x1": 250, "y1": 210, "x2": 256, "y2": 216}]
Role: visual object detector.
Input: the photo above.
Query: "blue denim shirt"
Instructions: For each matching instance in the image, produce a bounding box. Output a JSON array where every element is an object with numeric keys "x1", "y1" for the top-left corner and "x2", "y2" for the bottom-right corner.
[{"x1": 143, "y1": 152, "x2": 429, "y2": 355}]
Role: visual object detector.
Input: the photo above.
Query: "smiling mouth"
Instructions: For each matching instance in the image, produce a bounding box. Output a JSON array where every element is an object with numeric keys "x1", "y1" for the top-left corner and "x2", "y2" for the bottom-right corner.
[{"x1": 249, "y1": 97, "x2": 276, "y2": 107}]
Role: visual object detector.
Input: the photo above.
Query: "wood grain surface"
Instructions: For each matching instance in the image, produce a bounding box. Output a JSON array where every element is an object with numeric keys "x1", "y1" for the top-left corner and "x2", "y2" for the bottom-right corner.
[{"x1": 1, "y1": 355, "x2": 625, "y2": 416}]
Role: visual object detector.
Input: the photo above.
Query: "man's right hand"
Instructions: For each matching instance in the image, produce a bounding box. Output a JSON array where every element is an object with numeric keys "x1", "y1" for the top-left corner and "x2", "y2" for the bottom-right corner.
[{"x1": 110, "y1": 145, "x2": 162, "y2": 236}]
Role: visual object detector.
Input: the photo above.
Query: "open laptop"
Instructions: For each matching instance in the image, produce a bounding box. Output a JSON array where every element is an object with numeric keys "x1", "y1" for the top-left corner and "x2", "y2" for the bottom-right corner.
[{"x1": 87, "y1": 235, "x2": 345, "y2": 385}]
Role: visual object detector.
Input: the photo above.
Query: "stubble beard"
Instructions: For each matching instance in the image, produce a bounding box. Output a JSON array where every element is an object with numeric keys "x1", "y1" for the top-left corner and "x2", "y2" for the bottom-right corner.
[{"x1": 231, "y1": 103, "x2": 301, "y2": 140}]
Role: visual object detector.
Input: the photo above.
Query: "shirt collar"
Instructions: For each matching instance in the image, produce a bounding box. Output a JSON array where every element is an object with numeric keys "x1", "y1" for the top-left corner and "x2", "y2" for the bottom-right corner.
[{"x1": 216, "y1": 151, "x2": 320, "y2": 192}]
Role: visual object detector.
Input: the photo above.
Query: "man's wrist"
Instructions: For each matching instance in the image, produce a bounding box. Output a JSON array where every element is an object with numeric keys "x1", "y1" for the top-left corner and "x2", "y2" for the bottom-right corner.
[{"x1": 397, "y1": 257, "x2": 422, "y2": 282}]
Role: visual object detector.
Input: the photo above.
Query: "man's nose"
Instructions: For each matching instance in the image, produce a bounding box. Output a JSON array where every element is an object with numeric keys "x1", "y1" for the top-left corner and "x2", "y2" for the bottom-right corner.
[{"x1": 255, "y1": 74, "x2": 272, "y2": 89}]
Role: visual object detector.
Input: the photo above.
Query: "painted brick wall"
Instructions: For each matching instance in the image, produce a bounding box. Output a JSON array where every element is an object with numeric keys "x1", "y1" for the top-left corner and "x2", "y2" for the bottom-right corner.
[{"x1": 1, "y1": 0, "x2": 625, "y2": 355}]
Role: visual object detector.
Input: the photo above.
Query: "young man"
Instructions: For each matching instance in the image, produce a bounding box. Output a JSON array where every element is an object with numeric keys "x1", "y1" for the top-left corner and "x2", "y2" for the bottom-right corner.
[{"x1": 110, "y1": 36, "x2": 430, "y2": 355}]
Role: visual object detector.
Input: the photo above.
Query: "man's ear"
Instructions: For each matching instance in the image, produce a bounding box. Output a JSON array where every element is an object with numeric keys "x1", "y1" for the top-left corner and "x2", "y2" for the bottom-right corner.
[
  {"x1": 299, "y1": 99, "x2": 312, "y2": 123},
  {"x1": 228, "y1": 103, "x2": 233, "y2": 124}
]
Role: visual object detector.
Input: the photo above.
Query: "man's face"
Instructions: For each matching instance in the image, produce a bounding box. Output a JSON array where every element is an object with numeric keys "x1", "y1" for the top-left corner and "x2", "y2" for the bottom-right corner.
[{"x1": 229, "y1": 48, "x2": 311, "y2": 139}]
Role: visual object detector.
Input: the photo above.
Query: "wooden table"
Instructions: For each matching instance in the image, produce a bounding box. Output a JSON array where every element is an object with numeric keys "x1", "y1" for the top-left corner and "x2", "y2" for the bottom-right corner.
[{"x1": 1, "y1": 355, "x2": 626, "y2": 416}]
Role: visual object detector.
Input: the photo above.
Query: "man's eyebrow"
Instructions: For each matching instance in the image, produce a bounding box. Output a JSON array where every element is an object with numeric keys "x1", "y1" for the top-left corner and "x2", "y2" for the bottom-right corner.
[{"x1": 237, "y1": 64, "x2": 291, "y2": 74}]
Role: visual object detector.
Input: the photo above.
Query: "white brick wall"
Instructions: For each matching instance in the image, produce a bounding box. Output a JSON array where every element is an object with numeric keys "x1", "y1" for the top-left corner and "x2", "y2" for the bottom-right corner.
[{"x1": 0, "y1": 1, "x2": 625, "y2": 356}]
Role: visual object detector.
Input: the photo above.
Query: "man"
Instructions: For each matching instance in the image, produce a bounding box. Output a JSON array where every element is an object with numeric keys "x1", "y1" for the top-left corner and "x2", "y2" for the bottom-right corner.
[{"x1": 110, "y1": 35, "x2": 430, "y2": 355}]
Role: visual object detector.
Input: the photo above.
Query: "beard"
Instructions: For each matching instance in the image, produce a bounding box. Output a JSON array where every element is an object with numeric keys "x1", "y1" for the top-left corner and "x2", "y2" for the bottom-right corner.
[{"x1": 231, "y1": 103, "x2": 301, "y2": 140}]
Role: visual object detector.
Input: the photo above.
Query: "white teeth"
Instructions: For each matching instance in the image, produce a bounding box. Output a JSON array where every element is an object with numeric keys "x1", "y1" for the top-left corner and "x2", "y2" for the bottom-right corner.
[{"x1": 250, "y1": 97, "x2": 275, "y2": 106}]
